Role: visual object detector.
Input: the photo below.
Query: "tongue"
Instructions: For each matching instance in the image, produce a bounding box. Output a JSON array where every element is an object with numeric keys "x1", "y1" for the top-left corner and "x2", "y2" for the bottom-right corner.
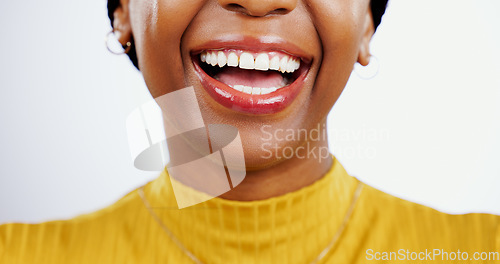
[{"x1": 215, "y1": 67, "x2": 284, "y2": 88}]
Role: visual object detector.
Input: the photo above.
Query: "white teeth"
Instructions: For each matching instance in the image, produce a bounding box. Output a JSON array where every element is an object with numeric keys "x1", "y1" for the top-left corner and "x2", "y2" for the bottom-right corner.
[
  {"x1": 269, "y1": 56, "x2": 280, "y2": 70},
  {"x1": 205, "y1": 53, "x2": 211, "y2": 64},
  {"x1": 239, "y1": 53, "x2": 255, "y2": 70},
  {"x1": 286, "y1": 58, "x2": 296, "y2": 73},
  {"x1": 261, "y1": 88, "x2": 271, "y2": 94},
  {"x1": 252, "y1": 87, "x2": 261, "y2": 95},
  {"x1": 229, "y1": 85, "x2": 279, "y2": 95},
  {"x1": 293, "y1": 59, "x2": 300, "y2": 70},
  {"x1": 200, "y1": 51, "x2": 301, "y2": 73},
  {"x1": 210, "y1": 52, "x2": 218, "y2": 66},
  {"x1": 254, "y1": 54, "x2": 270, "y2": 71},
  {"x1": 217, "y1": 51, "x2": 227, "y2": 68},
  {"x1": 227, "y1": 52, "x2": 238, "y2": 67},
  {"x1": 200, "y1": 50, "x2": 295, "y2": 95},
  {"x1": 279, "y1": 56, "x2": 289, "y2": 73},
  {"x1": 261, "y1": 87, "x2": 277, "y2": 94},
  {"x1": 242, "y1": 86, "x2": 253, "y2": 94},
  {"x1": 233, "y1": 85, "x2": 244, "y2": 92}
]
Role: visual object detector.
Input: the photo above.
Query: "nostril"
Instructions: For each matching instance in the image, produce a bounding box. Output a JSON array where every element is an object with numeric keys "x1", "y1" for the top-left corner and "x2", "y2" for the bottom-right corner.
[
  {"x1": 226, "y1": 3, "x2": 245, "y2": 11},
  {"x1": 219, "y1": 0, "x2": 296, "y2": 17},
  {"x1": 273, "y1": 8, "x2": 289, "y2": 14}
]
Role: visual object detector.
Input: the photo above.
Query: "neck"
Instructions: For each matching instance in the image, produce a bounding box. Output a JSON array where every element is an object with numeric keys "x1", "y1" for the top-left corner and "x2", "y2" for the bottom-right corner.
[
  {"x1": 143, "y1": 150, "x2": 360, "y2": 264},
  {"x1": 166, "y1": 119, "x2": 332, "y2": 202},
  {"x1": 220, "y1": 131, "x2": 332, "y2": 201}
]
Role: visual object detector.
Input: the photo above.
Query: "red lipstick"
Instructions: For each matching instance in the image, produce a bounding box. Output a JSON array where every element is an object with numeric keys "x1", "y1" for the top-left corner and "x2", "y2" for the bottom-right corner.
[{"x1": 191, "y1": 36, "x2": 312, "y2": 115}]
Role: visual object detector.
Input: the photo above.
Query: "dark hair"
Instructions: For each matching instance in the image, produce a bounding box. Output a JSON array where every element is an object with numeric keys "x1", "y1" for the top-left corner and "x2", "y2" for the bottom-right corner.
[{"x1": 107, "y1": 0, "x2": 389, "y2": 69}]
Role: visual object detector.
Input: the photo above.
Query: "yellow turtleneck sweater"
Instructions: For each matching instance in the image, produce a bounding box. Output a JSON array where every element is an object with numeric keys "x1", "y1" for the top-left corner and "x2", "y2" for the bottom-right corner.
[{"x1": 1, "y1": 157, "x2": 499, "y2": 263}]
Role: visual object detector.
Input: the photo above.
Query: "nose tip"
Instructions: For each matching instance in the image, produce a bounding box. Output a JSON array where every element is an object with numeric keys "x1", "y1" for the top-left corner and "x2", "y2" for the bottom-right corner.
[{"x1": 218, "y1": 0, "x2": 298, "y2": 17}]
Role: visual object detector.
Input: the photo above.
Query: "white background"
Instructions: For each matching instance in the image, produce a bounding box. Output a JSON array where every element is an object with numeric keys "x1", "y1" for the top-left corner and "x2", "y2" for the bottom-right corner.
[{"x1": 0, "y1": 0, "x2": 499, "y2": 223}]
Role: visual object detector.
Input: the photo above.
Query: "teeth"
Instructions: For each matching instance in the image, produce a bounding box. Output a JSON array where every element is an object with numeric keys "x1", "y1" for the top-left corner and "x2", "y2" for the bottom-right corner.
[
  {"x1": 200, "y1": 51, "x2": 296, "y2": 95},
  {"x1": 269, "y1": 56, "x2": 280, "y2": 70},
  {"x1": 254, "y1": 54, "x2": 269, "y2": 71},
  {"x1": 286, "y1": 58, "x2": 296, "y2": 73},
  {"x1": 229, "y1": 85, "x2": 280, "y2": 95},
  {"x1": 217, "y1": 51, "x2": 227, "y2": 68},
  {"x1": 239, "y1": 53, "x2": 255, "y2": 70},
  {"x1": 200, "y1": 51, "x2": 301, "y2": 73},
  {"x1": 261, "y1": 87, "x2": 277, "y2": 94},
  {"x1": 205, "y1": 53, "x2": 211, "y2": 64},
  {"x1": 279, "y1": 56, "x2": 289, "y2": 73},
  {"x1": 233, "y1": 85, "x2": 244, "y2": 92},
  {"x1": 242, "y1": 86, "x2": 253, "y2": 94},
  {"x1": 210, "y1": 52, "x2": 218, "y2": 67},
  {"x1": 293, "y1": 59, "x2": 300, "y2": 71},
  {"x1": 261, "y1": 88, "x2": 271, "y2": 94},
  {"x1": 227, "y1": 52, "x2": 238, "y2": 67},
  {"x1": 252, "y1": 87, "x2": 261, "y2": 95}
]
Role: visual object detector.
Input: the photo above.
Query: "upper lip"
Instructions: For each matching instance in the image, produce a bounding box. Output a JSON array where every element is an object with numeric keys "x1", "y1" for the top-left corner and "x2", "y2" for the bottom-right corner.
[{"x1": 190, "y1": 34, "x2": 313, "y2": 64}]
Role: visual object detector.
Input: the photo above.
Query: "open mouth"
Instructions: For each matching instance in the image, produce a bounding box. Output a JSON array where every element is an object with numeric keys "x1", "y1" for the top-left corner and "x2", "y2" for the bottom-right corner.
[{"x1": 192, "y1": 47, "x2": 311, "y2": 115}]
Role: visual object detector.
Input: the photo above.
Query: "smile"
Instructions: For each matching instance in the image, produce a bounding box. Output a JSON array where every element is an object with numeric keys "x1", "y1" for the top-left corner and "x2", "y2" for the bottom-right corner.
[{"x1": 192, "y1": 37, "x2": 312, "y2": 115}]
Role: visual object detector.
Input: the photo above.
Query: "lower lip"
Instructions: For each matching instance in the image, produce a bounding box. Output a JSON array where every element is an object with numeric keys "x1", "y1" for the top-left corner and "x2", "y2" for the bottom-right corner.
[{"x1": 193, "y1": 58, "x2": 309, "y2": 115}]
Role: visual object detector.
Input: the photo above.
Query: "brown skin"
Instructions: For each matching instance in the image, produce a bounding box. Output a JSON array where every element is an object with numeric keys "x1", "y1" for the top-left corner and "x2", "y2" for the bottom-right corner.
[{"x1": 113, "y1": 0, "x2": 374, "y2": 201}]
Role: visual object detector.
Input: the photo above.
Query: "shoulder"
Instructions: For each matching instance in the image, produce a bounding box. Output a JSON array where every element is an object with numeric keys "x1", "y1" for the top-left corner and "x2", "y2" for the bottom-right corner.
[
  {"x1": 353, "y1": 181, "x2": 500, "y2": 249},
  {"x1": 0, "y1": 187, "x2": 147, "y2": 263}
]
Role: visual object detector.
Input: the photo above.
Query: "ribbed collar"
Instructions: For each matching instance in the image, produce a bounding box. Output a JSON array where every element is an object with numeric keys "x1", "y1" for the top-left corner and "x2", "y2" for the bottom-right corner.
[{"x1": 142, "y1": 157, "x2": 360, "y2": 264}]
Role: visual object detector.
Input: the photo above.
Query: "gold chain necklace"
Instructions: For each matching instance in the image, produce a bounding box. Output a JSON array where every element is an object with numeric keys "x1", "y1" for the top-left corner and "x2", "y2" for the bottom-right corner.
[{"x1": 138, "y1": 182, "x2": 364, "y2": 264}]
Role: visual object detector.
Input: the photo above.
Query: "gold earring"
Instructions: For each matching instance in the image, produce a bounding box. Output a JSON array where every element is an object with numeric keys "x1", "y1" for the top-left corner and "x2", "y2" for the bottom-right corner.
[{"x1": 105, "y1": 30, "x2": 132, "y2": 55}]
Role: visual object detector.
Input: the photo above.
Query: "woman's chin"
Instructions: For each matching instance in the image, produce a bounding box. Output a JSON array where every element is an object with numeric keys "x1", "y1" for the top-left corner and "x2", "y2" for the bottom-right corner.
[
  {"x1": 243, "y1": 156, "x2": 282, "y2": 172},
  {"x1": 240, "y1": 140, "x2": 306, "y2": 172}
]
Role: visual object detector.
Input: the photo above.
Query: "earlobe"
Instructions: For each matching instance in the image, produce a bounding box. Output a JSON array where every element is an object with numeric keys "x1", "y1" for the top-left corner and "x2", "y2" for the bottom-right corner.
[
  {"x1": 112, "y1": 0, "x2": 133, "y2": 47},
  {"x1": 357, "y1": 9, "x2": 375, "y2": 66}
]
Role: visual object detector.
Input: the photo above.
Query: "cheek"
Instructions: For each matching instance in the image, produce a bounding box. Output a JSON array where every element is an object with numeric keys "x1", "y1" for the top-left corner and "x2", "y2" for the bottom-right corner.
[
  {"x1": 308, "y1": 0, "x2": 369, "y2": 112},
  {"x1": 129, "y1": 0, "x2": 206, "y2": 97},
  {"x1": 310, "y1": 0, "x2": 368, "y2": 51}
]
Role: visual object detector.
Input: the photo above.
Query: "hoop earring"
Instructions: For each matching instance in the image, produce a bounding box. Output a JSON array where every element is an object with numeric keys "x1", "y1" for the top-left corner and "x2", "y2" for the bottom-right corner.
[
  {"x1": 105, "y1": 30, "x2": 132, "y2": 55},
  {"x1": 354, "y1": 55, "x2": 380, "y2": 80}
]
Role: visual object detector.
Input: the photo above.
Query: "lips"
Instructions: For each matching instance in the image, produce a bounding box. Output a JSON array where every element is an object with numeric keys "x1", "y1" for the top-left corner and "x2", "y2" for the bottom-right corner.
[{"x1": 191, "y1": 37, "x2": 312, "y2": 115}]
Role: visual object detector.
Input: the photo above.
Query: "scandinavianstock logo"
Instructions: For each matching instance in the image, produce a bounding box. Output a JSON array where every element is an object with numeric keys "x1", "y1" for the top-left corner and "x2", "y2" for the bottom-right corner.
[{"x1": 126, "y1": 87, "x2": 246, "y2": 209}]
